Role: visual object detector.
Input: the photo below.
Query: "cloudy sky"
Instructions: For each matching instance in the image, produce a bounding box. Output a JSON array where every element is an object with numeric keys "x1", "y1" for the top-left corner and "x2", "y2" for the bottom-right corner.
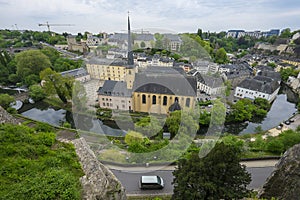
[{"x1": 0, "y1": 0, "x2": 299, "y2": 34}]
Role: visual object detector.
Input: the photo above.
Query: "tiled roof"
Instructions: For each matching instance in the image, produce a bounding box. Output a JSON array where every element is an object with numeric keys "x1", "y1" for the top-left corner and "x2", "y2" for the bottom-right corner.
[{"x1": 61, "y1": 68, "x2": 88, "y2": 77}]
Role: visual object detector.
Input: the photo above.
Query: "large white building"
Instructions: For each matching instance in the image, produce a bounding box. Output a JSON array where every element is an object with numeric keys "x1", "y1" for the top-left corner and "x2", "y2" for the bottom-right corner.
[{"x1": 234, "y1": 76, "x2": 280, "y2": 102}]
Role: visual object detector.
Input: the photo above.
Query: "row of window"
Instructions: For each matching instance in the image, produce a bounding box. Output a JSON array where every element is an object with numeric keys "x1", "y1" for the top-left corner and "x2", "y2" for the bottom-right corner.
[
  {"x1": 102, "y1": 102, "x2": 127, "y2": 109},
  {"x1": 236, "y1": 93, "x2": 266, "y2": 98},
  {"x1": 141, "y1": 94, "x2": 190, "y2": 107}
]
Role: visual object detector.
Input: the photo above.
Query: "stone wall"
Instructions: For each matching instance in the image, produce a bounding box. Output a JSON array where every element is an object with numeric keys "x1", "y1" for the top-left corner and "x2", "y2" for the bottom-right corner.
[
  {"x1": 0, "y1": 106, "x2": 20, "y2": 124},
  {"x1": 72, "y1": 138, "x2": 127, "y2": 200},
  {"x1": 258, "y1": 143, "x2": 300, "y2": 199}
]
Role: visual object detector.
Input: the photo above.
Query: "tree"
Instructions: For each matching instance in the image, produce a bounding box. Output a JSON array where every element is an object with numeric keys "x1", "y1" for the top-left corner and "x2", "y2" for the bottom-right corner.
[
  {"x1": 29, "y1": 84, "x2": 46, "y2": 102},
  {"x1": 0, "y1": 94, "x2": 15, "y2": 109},
  {"x1": 41, "y1": 47, "x2": 60, "y2": 65},
  {"x1": 214, "y1": 48, "x2": 229, "y2": 64},
  {"x1": 15, "y1": 50, "x2": 51, "y2": 83},
  {"x1": 280, "y1": 28, "x2": 292, "y2": 38},
  {"x1": 172, "y1": 142, "x2": 251, "y2": 200},
  {"x1": 40, "y1": 68, "x2": 74, "y2": 104},
  {"x1": 124, "y1": 131, "x2": 144, "y2": 146},
  {"x1": 134, "y1": 116, "x2": 162, "y2": 138}
]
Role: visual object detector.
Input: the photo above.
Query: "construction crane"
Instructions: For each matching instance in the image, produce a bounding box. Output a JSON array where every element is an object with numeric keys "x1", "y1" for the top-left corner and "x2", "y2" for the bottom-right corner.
[{"x1": 38, "y1": 22, "x2": 74, "y2": 32}]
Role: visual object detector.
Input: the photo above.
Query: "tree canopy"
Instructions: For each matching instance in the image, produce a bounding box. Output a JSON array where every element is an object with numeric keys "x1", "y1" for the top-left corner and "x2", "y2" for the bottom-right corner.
[
  {"x1": 172, "y1": 142, "x2": 251, "y2": 200},
  {"x1": 15, "y1": 50, "x2": 51, "y2": 84}
]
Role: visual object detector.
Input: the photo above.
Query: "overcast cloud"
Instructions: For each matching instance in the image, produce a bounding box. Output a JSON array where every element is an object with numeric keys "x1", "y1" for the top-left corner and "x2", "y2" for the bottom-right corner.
[{"x1": 0, "y1": 0, "x2": 299, "y2": 34}]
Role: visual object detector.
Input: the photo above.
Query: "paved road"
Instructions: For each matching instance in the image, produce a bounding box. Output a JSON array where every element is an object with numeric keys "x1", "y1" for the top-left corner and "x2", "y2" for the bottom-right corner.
[{"x1": 111, "y1": 166, "x2": 274, "y2": 195}]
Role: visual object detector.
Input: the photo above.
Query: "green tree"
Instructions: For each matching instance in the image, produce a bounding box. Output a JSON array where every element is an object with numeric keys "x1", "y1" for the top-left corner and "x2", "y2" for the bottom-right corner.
[
  {"x1": 15, "y1": 50, "x2": 51, "y2": 83},
  {"x1": 280, "y1": 28, "x2": 292, "y2": 38},
  {"x1": 172, "y1": 142, "x2": 251, "y2": 199},
  {"x1": 40, "y1": 68, "x2": 74, "y2": 104},
  {"x1": 41, "y1": 47, "x2": 60, "y2": 65},
  {"x1": 124, "y1": 131, "x2": 144, "y2": 146},
  {"x1": 0, "y1": 94, "x2": 15, "y2": 109},
  {"x1": 215, "y1": 47, "x2": 229, "y2": 64},
  {"x1": 134, "y1": 116, "x2": 162, "y2": 138},
  {"x1": 29, "y1": 84, "x2": 46, "y2": 102},
  {"x1": 140, "y1": 41, "x2": 146, "y2": 48},
  {"x1": 166, "y1": 110, "x2": 181, "y2": 137}
]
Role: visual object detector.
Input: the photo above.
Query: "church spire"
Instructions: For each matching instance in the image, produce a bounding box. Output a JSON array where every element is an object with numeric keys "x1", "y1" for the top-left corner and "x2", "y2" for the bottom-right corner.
[{"x1": 127, "y1": 11, "x2": 134, "y2": 65}]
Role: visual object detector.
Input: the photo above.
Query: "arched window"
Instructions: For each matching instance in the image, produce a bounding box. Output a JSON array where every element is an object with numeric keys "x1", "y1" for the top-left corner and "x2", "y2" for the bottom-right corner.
[
  {"x1": 175, "y1": 97, "x2": 179, "y2": 102},
  {"x1": 163, "y1": 96, "x2": 167, "y2": 106},
  {"x1": 152, "y1": 95, "x2": 156, "y2": 105},
  {"x1": 186, "y1": 98, "x2": 190, "y2": 107},
  {"x1": 142, "y1": 94, "x2": 146, "y2": 104}
]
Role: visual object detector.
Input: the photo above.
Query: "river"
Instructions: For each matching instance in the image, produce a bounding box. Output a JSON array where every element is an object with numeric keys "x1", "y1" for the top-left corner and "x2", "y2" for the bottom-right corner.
[{"x1": 18, "y1": 85, "x2": 298, "y2": 136}]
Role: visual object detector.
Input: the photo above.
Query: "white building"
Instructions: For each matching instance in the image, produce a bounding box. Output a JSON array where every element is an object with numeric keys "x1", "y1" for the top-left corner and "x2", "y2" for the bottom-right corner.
[
  {"x1": 98, "y1": 80, "x2": 132, "y2": 111},
  {"x1": 193, "y1": 72, "x2": 225, "y2": 96},
  {"x1": 234, "y1": 76, "x2": 280, "y2": 102}
]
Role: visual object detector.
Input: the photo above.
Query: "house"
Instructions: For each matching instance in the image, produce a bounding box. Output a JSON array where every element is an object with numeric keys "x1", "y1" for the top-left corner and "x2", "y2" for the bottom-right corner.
[
  {"x1": 132, "y1": 67, "x2": 197, "y2": 114},
  {"x1": 133, "y1": 34, "x2": 155, "y2": 49},
  {"x1": 163, "y1": 34, "x2": 182, "y2": 51},
  {"x1": 234, "y1": 76, "x2": 280, "y2": 102},
  {"x1": 193, "y1": 72, "x2": 225, "y2": 96},
  {"x1": 193, "y1": 60, "x2": 219, "y2": 74},
  {"x1": 60, "y1": 68, "x2": 91, "y2": 83},
  {"x1": 221, "y1": 63, "x2": 252, "y2": 87},
  {"x1": 66, "y1": 35, "x2": 89, "y2": 53},
  {"x1": 98, "y1": 80, "x2": 132, "y2": 111}
]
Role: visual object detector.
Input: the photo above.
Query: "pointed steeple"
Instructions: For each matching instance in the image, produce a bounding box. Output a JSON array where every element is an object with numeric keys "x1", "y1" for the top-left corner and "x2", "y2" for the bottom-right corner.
[{"x1": 127, "y1": 12, "x2": 134, "y2": 65}]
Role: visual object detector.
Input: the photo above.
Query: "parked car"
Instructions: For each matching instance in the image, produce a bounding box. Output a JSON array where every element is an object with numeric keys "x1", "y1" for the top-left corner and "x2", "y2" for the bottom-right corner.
[
  {"x1": 139, "y1": 175, "x2": 164, "y2": 189},
  {"x1": 284, "y1": 120, "x2": 290, "y2": 125}
]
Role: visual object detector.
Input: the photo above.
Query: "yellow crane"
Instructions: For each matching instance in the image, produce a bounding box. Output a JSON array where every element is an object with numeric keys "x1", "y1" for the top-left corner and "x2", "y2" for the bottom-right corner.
[{"x1": 38, "y1": 22, "x2": 74, "y2": 32}]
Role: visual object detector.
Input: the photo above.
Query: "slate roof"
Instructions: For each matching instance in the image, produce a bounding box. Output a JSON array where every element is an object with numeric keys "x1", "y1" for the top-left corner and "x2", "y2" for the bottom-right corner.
[
  {"x1": 237, "y1": 75, "x2": 280, "y2": 94},
  {"x1": 258, "y1": 71, "x2": 281, "y2": 82},
  {"x1": 110, "y1": 33, "x2": 128, "y2": 41},
  {"x1": 163, "y1": 34, "x2": 182, "y2": 42},
  {"x1": 195, "y1": 73, "x2": 224, "y2": 88},
  {"x1": 98, "y1": 80, "x2": 132, "y2": 97},
  {"x1": 61, "y1": 68, "x2": 88, "y2": 77},
  {"x1": 86, "y1": 58, "x2": 136, "y2": 68},
  {"x1": 135, "y1": 34, "x2": 155, "y2": 41},
  {"x1": 133, "y1": 67, "x2": 197, "y2": 96}
]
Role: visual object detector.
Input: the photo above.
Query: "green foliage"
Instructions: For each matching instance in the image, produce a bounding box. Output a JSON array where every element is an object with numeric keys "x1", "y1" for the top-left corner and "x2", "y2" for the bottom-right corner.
[
  {"x1": 215, "y1": 47, "x2": 229, "y2": 64},
  {"x1": 280, "y1": 28, "x2": 292, "y2": 38},
  {"x1": 99, "y1": 149, "x2": 126, "y2": 163},
  {"x1": 63, "y1": 122, "x2": 72, "y2": 128},
  {"x1": 280, "y1": 67, "x2": 299, "y2": 82},
  {"x1": 0, "y1": 93, "x2": 15, "y2": 109},
  {"x1": 15, "y1": 50, "x2": 51, "y2": 85},
  {"x1": 199, "y1": 110, "x2": 211, "y2": 126},
  {"x1": 53, "y1": 57, "x2": 83, "y2": 72},
  {"x1": 0, "y1": 124, "x2": 83, "y2": 199},
  {"x1": 29, "y1": 84, "x2": 47, "y2": 102},
  {"x1": 0, "y1": 50, "x2": 16, "y2": 85},
  {"x1": 124, "y1": 131, "x2": 144, "y2": 145},
  {"x1": 40, "y1": 68, "x2": 74, "y2": 103},
  {"x1": 40, "y1": 47, "x2": 60, "y2": 65},
  {"x1": 134, "y1": 116, "x2": 163, "y2": 138},
  {"x1": 166, "y1": 110, "x2": 181, "y2": 137},
  {"x1": 226, "y1": 98, "x2": 270, "y2": 123},
  {"x1": 172, "y1": 142, "x2": 251, "y2": 200}
]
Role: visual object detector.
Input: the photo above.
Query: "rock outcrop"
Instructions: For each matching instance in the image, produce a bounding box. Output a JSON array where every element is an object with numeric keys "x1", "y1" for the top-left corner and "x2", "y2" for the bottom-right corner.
[
  {"x1": 72, "y1": 138, "x2": 127, "y2": 200},
  {"x1": 258, "y1": 143, "x2": 300, "y2": 199}
]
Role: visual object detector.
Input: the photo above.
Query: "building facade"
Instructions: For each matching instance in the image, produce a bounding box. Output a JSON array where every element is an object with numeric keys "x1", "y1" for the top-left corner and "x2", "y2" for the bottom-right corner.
[
  {"x1": 98, "y1": 80, "x2": 132, "y2": 110},
  {"x1": 86, "y1": 58, "x2": 136, "y2": 89},
  {"x1": 234, "y1": 76, "x2": 280, "y2": 102},
  {"x1": 132, "y1": 67, "x2": 197, "y2": 114}
]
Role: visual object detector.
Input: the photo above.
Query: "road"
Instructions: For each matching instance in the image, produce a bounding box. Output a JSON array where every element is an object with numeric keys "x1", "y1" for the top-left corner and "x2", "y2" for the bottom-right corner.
[{"x1": 111, "y1": 166, "x2": 274, "y2": 195}]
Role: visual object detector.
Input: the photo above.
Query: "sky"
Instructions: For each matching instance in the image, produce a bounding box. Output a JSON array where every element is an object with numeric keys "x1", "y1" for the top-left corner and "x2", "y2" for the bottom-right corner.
[{"x1": 0, "y1": 0, "x2": 299, "y2": 34}]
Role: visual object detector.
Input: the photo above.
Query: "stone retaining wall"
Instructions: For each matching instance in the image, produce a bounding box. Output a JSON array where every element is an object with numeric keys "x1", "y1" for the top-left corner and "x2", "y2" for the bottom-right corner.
[{"x1": 72, "y1": 138, "x2": 127, "y2": 200}]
